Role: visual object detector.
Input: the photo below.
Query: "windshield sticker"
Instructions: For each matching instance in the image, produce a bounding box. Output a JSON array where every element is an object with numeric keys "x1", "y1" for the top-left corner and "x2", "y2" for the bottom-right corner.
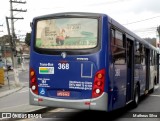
[{"x1": 69, "y1": 81, "x2": 92, "y2": 90}]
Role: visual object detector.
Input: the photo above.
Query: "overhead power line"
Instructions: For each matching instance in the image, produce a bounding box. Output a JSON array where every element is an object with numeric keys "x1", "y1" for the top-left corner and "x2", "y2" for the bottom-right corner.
[
  {"x1": 88, "y1": 0, "x2": 128, "y2": 6},
  {"x1": 132, "y1": 27, "x2": 157, "y2": 32},
  {"x1": 123, "y1": 15, "x2": 160, "y2": 25}
]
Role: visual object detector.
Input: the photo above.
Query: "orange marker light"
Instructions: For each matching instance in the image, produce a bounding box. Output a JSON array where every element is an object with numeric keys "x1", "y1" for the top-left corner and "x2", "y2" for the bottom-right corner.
[
  {"x1": 97, "y1": 73, "x2": 103, "y2": 79},
  {"x1": 30, "y1": 71, "x2": 35, "y2": 77}
]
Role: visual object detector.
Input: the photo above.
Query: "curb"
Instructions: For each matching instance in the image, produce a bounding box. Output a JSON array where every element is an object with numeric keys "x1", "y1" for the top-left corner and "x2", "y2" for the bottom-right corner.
[{"x1": 0, "y1": 85, "x2": 25, "y2": 98}]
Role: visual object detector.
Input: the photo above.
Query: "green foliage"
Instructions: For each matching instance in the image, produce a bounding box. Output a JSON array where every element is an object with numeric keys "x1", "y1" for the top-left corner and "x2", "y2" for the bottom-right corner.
[
  {"x1": 143, "y1": 37, "x2": 156, "y2": 47},
  {"x1": 25, "y1": 33, "x2": 31, "y2": 46}
]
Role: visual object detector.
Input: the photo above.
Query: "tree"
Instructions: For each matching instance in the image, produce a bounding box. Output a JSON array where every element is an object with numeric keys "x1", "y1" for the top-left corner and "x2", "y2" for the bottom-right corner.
[
  {"x1": 143, "y1": 37, "x2": 156, "y2": 47},
  {"x1": 25, "y1": 33, "x2": 31, "y2": 46}
]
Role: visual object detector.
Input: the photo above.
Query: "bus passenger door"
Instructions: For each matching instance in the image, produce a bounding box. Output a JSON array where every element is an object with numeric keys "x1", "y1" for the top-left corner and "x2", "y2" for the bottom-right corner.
[
  {"x1": 146, "y1": 49, "x2": 150, "y2": 91},
  {"x1": 157, "y1": 54, "x2": 159, "y2": 84},
  {"x1": 111, "y1": 29, "x2": 127, "y2": 110},
  {"x1": 126, "y1": 38, "x2": 134, "y2": 103}
]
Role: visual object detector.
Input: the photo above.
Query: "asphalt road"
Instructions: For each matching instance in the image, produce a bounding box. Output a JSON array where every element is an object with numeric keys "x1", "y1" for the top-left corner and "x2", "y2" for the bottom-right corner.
[
  {"x1": 1, "y1": 63, "x2": 160, "y2": 121},
  {"x1": 0, "y1": 86, "x2": 29, "y2": 112},
  {"x1": 17, "y1": 84, "x2": 160, "y2": 121},
  {"x1": 17, "y1": 85, "x2": 160, "y2": 121}
]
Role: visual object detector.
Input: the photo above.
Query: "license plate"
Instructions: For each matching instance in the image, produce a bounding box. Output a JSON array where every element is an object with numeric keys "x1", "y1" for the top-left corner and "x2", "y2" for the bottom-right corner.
[{"x1": 57, "y1": 91, "x2": 70, "y2": 96}]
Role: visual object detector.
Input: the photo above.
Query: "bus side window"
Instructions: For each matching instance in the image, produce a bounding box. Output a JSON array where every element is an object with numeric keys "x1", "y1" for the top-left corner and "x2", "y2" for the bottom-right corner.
[
  {"x1": 141, "y1": 45, "x2": 145, "y2": 65},
  {"x1": 150, "y1": 50, "x2": 154, "y2": 66},
  {"x1": 135, "y1": 41, "x2": 141, "y2": 64},
  {"x1": 111, "y1": 29, "x2": 125, "y2": 64},
  {"x1": 111, "y1": 29, "x2": 116, "y2": 52},
  {"x1": 115, "y1": 30, "x2": 123, "y2": 47}
]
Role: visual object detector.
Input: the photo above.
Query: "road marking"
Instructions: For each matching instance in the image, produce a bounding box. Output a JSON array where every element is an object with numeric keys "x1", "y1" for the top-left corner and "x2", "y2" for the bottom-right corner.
[
  {"x1": 18, "y1": 89, "x2": 28, "y2": 93},
  {"x1": 150, "y1": 95, "x2": 160, "y2": 97},
  {"x1": 154, "y1": 85, "x2": 159, "y2": 89},
  {"x1": 49, "y1": 108, "x2": 65, "y2": 112}
]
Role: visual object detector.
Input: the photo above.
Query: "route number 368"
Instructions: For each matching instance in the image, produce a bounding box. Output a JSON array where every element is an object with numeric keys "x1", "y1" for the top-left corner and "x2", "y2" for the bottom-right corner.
[{"x1": 58, "y1": 63, "x2": 69, "y2": 70}]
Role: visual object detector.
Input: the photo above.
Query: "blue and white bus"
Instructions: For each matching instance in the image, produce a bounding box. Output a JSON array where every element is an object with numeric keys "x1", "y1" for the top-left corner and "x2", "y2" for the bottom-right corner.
[{"x1": 29, "y1": 12, "x2": 159, "y2": 111}]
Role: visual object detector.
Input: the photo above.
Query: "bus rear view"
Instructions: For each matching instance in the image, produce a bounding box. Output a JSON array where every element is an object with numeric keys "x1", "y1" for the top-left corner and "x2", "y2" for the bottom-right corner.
[{"x1": 29, "y1": 12, "x2": 108, "y2": 111}]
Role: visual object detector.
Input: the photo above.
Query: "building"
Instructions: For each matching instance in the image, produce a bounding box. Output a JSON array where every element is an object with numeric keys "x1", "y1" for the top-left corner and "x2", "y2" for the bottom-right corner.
[{"x1": 0, "y1": 35, "x2": 30, "y2": 60}]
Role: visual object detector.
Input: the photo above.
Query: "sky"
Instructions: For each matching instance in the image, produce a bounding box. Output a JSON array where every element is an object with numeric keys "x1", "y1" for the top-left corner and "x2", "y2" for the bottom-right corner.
[{"x1": 0, "y1": 0, "x2": 160, "y2": 41}]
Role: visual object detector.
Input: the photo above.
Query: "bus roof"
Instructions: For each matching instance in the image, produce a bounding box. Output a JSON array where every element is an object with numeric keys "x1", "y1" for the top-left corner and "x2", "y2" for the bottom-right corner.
[{"x1": 32, "y1": 12, "x2": 159, "y2": 53}]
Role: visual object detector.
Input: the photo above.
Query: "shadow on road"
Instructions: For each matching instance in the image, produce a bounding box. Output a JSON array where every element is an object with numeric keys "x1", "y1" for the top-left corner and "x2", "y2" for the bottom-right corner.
[
  {"x1": 58, "y1": 95, "x2": 150, "y2": 121},
  {"x1": 65, "y1": 107, "x2": 130, "y2": 121},
  {"x1": 47, "y1": 103, "x2": 134, "y2": 121}
]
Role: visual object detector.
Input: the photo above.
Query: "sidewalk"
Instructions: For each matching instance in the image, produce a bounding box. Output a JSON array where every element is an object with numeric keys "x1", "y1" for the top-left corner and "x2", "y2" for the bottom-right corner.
[
  {"x1": 0, "y1": 80, "x2": 23, "y2": 98},
  {"x1": 0, "y1": 65, "x2": 49, "y2": 113},
  {"x1": 0, "y1": 68, "x2": 25, "y2": 98}
]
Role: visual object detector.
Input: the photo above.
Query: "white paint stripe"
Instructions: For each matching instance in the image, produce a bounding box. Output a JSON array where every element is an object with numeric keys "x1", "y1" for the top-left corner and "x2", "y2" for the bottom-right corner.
[
  {"x1": 48, "y1": 108, "x2": 65, "y2": 112},
  {"x1": 18, "y1": 89, "x2": 28, "y2": 93},
  {"x1": 23, "y1": 82, "x2": 29, "y2": 85},
  {"x1": 0, "y1": 103, "x2": 28, "y2": 110},
  {"x1": 150, "y1": 95, "x2": 160, "y2": 97},
  {"x1": 154, "y1": 85, "x2": 159, "y2": 89}
]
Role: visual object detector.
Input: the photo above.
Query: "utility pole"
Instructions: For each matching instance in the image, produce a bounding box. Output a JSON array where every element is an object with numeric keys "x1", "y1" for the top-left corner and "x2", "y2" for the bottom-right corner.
[
  {"x1": 157, "y1": 26, "x2": 160, "y2": 45},
  {"x1": 8, "y1": 0, "x2": 27, "y2": 86}
]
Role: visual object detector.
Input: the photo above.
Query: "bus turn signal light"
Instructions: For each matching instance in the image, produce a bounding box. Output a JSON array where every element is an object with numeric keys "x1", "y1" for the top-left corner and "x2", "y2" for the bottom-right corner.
[
  {"x1": 30, "y1": 71, "x2": 35, "y2": 77},
  {"x1": 97, "y1": 73, "x2": 103, "y2": 79}
]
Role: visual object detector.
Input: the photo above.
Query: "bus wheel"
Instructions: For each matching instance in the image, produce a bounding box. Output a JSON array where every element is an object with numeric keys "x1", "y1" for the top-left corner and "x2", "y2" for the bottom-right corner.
[{"x1": 133, "y1": 85, "x2": 140, "y2": 108}]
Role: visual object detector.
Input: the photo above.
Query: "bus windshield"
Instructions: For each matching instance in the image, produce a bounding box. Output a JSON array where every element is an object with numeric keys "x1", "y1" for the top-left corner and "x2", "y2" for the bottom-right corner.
[{"x1": 35, "y1": 18, "x2": 98, "y2": 49}]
